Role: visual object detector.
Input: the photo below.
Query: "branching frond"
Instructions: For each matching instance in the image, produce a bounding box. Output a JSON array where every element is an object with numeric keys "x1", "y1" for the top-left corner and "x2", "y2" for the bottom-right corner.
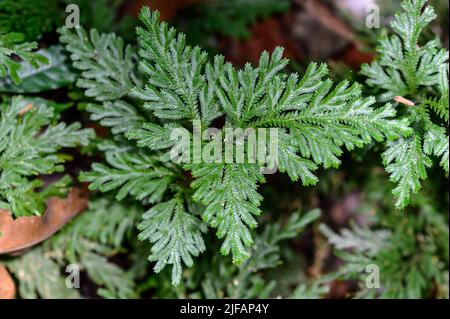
[
  {"x1": 0, "y1": 97, "x2": 93, "y2": 216},
  {"x1": 190, "y1": 163, "x2": 265, "y2": 264},
  {"x1": 362, "y1": 0, "x2": 448, "y2": 100},
  {"x1": 127, "y1": 7, "x2": 410, "y2": 266},
  {"x1": 59, "y1": 27, "x2": 139, "y2": 102},
  {"x1": 0, "y1": 31, "x2": 48, "y2": 84},
  {"x1": 80, "y1": 141, "x2": 175, "y2": 204},
  {"x1": 138, "y1": 192, "x2": 206, "y2": 285},
  {"x1": 361, "y1": 0, "x2": 449, "y2": 208}
]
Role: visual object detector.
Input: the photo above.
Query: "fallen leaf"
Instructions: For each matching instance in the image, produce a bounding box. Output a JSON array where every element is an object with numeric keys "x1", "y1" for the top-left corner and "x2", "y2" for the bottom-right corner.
[
  {"x1": 326, "y1": 280, "x2": 358, "y2": 299},
  {"x1": 18, "y1": 103, "x2": 34, "y2": 116},
  {"x1": 0, "y1": 264, "x2": 15, "y2": 299},
  {"x1": 394, "y1": 96, "x2": 415, "y2": 107},
  {"x1": 0, "y1": 188, "x2": 88, "y2": 255}
]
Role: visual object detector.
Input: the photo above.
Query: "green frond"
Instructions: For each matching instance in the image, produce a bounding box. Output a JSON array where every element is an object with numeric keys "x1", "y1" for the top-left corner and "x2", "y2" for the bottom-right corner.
[
  {"x1": 47, "y1": 197, "x2": 141, "y2": 298},
  {"x1": 80, "y1": 141, "x2": 175, "y2": 203},
  {"x1": 189, "y1": 210, "x2": 320, "y2": 299},
  {"x1": 138, "y1": 193, "x2": 206, "y2": 286},
  {"x1": 5, "y1": 247, "x2": 81, "y2": 299},
  {"x1": 190, "y1": 163, "x2": 265, "y2": 264},
  {"x1": 362, "y1": 0, "x2": 449, "y2": 208},
  {"x1": 87, "y1": 101, "x2": 145, "y2": 135},
  {"x1": 58, "y1": 27, "x2": 138, "y2": 101},
  {"x1": 0, "y1": 31, "x2": 48, "y2": 84},
  {"x1": 425, "y1": 64, "x2": 449, "y2": 121},
  {"x1": 123, "y1": 7, "x2": 410, "y2": 269},
  {"x1": 383, "y1": 135, "x2": 433, "y2": 209},
  {"x1": 320, "y1": 223, "x2": 391, "y2": 255},
  {"x1": 5, "y1": 197, "x2": 141, "y2": 299},
  {"x1": 126, "y1": 122, "x2": 181, "y2": 152},
  {"x1": 424, "y1": 124, "x2": 449, "y2": 173},
  {"x1": 324, "y1": 199, "x2": 449, "y2": 298},
  {"x1": 362, "y1": 0, "x2": 448, "y2": 100},
  {"x1": 132, "y1": 8, "x2": 215, "y2": 121},
  {"x1": 0, "y1": 97, "x2": 94, "y2": 216}
]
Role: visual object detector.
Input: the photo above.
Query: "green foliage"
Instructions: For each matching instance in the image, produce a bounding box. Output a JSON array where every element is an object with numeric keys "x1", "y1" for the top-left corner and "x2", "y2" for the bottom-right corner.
[
  {"x1": 59, "y1": 27, "x2": 139, "y2": 102},
  {"x1": 138, "y1": 190, "x2": 206, "y2": 286},
  {"x1": 0, "y1": 0, "x2": 132, "y2": 41},
  {"x1": 362, "y1": 0, "x2": 447, "y2": 100},
  {"x1": 361, "y1": 0, "x2": 449, "y2": 209},
  {"x1": 0, "y1": 0, "x2": 61, "y2": 41},
  {"x1": 0, "y1": 32, "x2": 48, "y2": 85},
  {"x1": 189, "y1": 163, "x2": 265, "y2": 264},
  {"x1": 0, "y1": 45, "x2": 76, "y2": 93},
  {"x1": 5, "y1": 247, "x2": 81, "y2": 299},
  {"x1": 322, "y1": 196, "x2": 449, "y2": 298},
  {"x1": 0, "y1": 0, "x2": 134, "y2": 87},
  {"x1": 60, "y1": 24, "x2": 146, "y2": 134},
  {"x1": 0, "y1": 97, "x2": 94, "y2": 216},
  {"x1": 128, "y1": 7, "x2": 409, "y2": 267},
  {"x1": 194, "y1": 0, "x2": 290, "y2": 39},
  {"x1": 60, "y1": 7, "x2": 411, "y2": 285},
  {"x1": 1, "y1": 0, "x2": 447, "y2": 299},
  {"x1": 80, "y1": 141, "x2": 175, "y2": 204},
  {"x1": 144, "y1": 210, "x2": 322, "y2": 298},
  {"x1": 195, "y1": 210, "x2": 321, "y2": 299},
  {"x1": 5, "y1": 198, "x2": 141, "y2": 298}
]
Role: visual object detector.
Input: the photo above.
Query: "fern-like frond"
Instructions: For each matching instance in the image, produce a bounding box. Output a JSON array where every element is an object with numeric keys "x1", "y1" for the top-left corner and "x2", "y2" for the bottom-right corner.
[
  {"x1": 361, "y1": 0, "x2": 449, "y2": 208},
  {"x1": 189, "y1": 163, "x2": 265, "y2": 264},
  {"x1": 87, "y1": 101, "x2": 145, "y2": 135},
  {"x1": 138, "y1": 192, "x2": 206, "y2": 285},
  {"x1": 383, "y1": 135, "x2": 433, "y2": 209},
  {"x1": 361, "y1": 0, "x2": 448, "y2": 100},
  {"x1": 180, "y1": 210, "x2": 320, "y2": 299},
  {"x1": 424, "y1": 124, "x2": 449, "y2": 173},
  {"x1": 5, "y1": 247, "x2": 81, "y2": 299},
  {"x1": 128, "y1": 7, "x2": 410, "y2": 266},
  {"x1": 0, "y1": 31, "x2": 48, "y2": 84},
  {"x1": 0, "y1": 97, "x2": 94, "y2": 216},
  {"x1": 80, "y1": 141, "x2": 175, "y2": 203},
  {"x1": 59, "y1": 27, "x2": 139, "y2": 101},
  {"x1": 324, "y1": 198, "x2": 449, "y2": 298},
  {"x1": 47, "y1": 197, "x2": 141, "y2": 298},
  {"x1": 132, "y1": 8, "x2": 223, "y2": 123},
  {"x1": 425, "y1": 64, "x2": 449, "y2": 121}
]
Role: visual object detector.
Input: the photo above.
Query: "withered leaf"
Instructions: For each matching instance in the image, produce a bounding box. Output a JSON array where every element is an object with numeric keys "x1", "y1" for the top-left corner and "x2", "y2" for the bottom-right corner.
[
  {"x1": 0, "y1": 188, "x2": 88, "y2": 255},
  {"x1": 0, "y1": 264, "x2": 15, "y2": 299}
]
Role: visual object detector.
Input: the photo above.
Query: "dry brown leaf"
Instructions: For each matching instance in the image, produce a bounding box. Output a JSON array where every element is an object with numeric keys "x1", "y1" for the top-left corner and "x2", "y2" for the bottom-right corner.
[
  {"x1": 18, "y1": 103, "x2": 34, "y2": 116},
  {"x1": 0, "y1": 264, "x2": 15, "y2": 299},
  {"x1": 0, "y1": 188, "x2": 88, "y2": 255},
  {"x1": 394, "y1": 96, "x2": 415, "y2": 107}
]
